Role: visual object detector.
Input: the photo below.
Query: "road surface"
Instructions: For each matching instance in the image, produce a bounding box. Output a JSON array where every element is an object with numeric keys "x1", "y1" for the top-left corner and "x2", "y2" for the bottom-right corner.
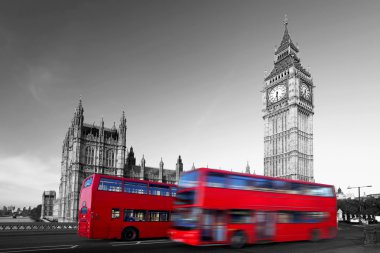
[{"x1": 0, "y1": 223, "x2": 378, "y2": 253}]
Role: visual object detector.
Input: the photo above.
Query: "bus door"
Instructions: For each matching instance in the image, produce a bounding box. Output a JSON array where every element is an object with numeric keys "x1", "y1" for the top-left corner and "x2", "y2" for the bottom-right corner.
[
  {"x1": 201, "y1": 210, "x2": 226, "y2": 243},
  {"x1": 255, "y1": 211, "x2": 276, "y2": 242},
  {"x1": 91, "y1": 210, "x2": 107, "y2": 238},
  {"x1": 109, "y1": 208, "x2": 122, "y2": 238},
  {"x1": 213, "y1": 210, "x2": 226, "y2": 242},
  {"x1": 201, "y1": 209, "x2": 214, "y2": 242}
]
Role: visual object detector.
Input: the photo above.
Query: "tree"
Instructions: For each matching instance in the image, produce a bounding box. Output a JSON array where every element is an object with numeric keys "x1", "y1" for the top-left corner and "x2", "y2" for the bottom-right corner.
[
  {"x1": 363, "y1": 197, "x2": 380, "y2": 216},
  {"x1": 29, "y1": 205, "x2": 42, "y2": 221},
  {"x1": 338, "y1": 197, "x2": 380, "y2": 220}
]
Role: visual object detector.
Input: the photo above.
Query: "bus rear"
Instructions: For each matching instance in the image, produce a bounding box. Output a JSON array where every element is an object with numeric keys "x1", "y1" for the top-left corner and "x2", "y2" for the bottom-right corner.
[
  {"x1": 77, "y1": 175, "x2": 94, "y2": 238},
  {"x1": 78, "y1": 174, "x2": 176, "y2": 240}
]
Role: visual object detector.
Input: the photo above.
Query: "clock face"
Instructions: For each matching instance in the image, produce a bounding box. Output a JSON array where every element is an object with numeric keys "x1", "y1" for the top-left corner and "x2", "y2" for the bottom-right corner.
[
  {"x1": 268, "y1": 84, "x2": 287, "y2": 103},
  {"x1": 300, "y1": 84, "x2": 311, "y2": 100}
]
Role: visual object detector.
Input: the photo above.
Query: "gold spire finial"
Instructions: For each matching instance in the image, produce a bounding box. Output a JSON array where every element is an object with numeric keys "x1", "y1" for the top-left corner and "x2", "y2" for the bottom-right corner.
[{"x1": 284, "y1": 14, "x2": 288, "y2": 26}]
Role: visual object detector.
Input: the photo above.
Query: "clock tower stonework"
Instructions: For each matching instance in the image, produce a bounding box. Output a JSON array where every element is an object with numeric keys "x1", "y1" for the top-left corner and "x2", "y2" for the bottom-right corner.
[{"x1": 262, "y1": 19, "x2": 314, "y2": 182}]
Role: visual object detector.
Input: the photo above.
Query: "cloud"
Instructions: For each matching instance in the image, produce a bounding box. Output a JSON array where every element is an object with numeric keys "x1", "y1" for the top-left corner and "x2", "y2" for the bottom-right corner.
[
  {"x1": 26, "y1": 66, "x2": 54, "y2": 104},
  {"x1": 0, "y1": 153, "x2": 60, "y2": 207}
]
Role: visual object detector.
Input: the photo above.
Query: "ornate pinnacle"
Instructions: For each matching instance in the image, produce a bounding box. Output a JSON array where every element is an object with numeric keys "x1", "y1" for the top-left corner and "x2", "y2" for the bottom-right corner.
[{"x1": 284, "y1": 14, "x2": 288, "y2": 27}]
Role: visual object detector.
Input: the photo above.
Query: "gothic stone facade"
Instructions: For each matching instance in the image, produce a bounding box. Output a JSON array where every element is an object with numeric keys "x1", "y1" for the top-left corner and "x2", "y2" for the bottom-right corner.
[
  {"x1": 58, "y1": 100, "x2": 183, "y2": 222},
  {"x1": 262, "y1": 20, "x2": 314, "y2": 182}
]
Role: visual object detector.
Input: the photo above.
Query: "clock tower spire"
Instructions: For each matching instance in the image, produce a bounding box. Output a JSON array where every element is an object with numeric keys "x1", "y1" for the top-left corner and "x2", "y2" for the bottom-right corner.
[{"x1": 262, "y1": 17, "x2": 314, "y2": 182}]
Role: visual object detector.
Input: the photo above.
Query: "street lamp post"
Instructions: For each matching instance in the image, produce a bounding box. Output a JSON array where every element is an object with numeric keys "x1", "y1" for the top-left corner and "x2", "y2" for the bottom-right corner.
[{"x1": 347, "y1": 185, "x2": 372, "y2": 223}]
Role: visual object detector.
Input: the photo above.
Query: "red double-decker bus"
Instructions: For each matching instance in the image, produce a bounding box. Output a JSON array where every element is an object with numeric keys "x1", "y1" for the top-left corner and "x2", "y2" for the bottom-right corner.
[
  {"x1": 169, "y1": 168, "x2": 337, "y2": 248},
  {"x1": 78, "y1": 174, "x2": 176, "y2": 240}
]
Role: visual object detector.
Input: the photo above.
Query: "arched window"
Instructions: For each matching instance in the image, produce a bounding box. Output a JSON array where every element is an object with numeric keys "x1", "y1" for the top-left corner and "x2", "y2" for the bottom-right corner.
[
  {"x1": 85, "y1": 147, "x2": 90, "y2": 164},
  {"x1": 105, "y1": 149, "x2": 114, "y2": 167},
  {"x1": 85, "y1": 147, "x2": 95, "y2": 165},
  {"x1": 91, "y1": 148, "x2": 94, "y2": 165}
]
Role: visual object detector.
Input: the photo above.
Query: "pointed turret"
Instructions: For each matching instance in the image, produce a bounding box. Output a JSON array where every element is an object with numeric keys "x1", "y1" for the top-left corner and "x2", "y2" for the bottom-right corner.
[
  {"x1": 76, "y1": 96, "x2": 84, "y2": 115},
  {"x1": 245, "y1": 162, "x2": 251, "y2": 174},
  {"x1": 119, "y1": 111, "x2": 126, "y2": 127},
  {"x1": 176, "y1": 155, "x2": 183, "y2": 183},
  {"x1": 118, "y1": 111, "x2": 127, "y2": 146},
  {"x1": 73, "y1": 97, "x2": 84, "y2": 127},
  {"x1": 159, "y1": 158, "x2": 164, "y2": 182},
  {"x1": 141, "y1": 155, "x2": 146, "y2": 167},
  {"x1": 177, "y1": 155, "x2": 182, "y2": 164},
  {"x1": 125, "y1": 146, "x2": 136, "y2": 177},
  {"x1": 72, "y1": 98, "x2": 84, "y2": 140},
  {"x1": 100, "y1": 117, "x2": 104, "y2": 129},
  {"x1": 265, "y1": 15, "x2": 311, "y2": 82},
  {"x1": 140, "y1": 155, "x2": 145, "y2": 180},
  {"x1": 275, "y1": 15, "x2": 299, "y2": 55},
  {"x1": 191, "y1": 162, "x2": 195, "y2": 170}
]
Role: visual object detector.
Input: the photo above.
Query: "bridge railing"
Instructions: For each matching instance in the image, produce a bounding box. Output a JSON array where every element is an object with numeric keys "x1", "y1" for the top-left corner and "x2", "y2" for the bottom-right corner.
[{"x1": 0, "y1": 222, "x2": 77, "y2": 232}]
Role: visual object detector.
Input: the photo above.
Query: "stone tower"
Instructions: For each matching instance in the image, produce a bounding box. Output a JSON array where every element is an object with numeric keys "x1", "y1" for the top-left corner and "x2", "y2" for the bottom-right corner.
[
  {"x1": 262, "y1": 17, "x2": 314, "y2": 182},
  {"x1": 58, "y1": 99, "x2": 127, "y2": 222}
]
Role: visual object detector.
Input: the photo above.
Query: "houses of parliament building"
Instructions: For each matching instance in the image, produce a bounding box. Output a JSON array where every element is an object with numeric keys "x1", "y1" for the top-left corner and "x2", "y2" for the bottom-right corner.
[{"x1": 57, "y1": 100, "x2": 183, "y2": 222}]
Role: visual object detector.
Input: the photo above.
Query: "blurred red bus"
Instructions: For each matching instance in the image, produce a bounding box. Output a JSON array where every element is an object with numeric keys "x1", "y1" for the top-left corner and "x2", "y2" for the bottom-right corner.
[
  {"x1": 78, "y1": 174, "x2": 176, "y2": 240},
  {"x1": 169, "y1": 168, "x2": 336, "y2": 248}
]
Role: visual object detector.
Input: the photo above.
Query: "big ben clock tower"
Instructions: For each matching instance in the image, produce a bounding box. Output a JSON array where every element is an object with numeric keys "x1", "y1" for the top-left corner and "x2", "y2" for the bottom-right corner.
[{"x1": 263, "y1": 17, "x2": 314, "y2": 182}]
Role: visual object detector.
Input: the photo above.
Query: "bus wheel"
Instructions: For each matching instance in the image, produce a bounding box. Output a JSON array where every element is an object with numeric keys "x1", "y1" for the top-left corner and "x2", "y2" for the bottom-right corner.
[
  {"x1": 310, "y1": 229, "x2": 320, "y2": 242},
  {"x1": 122, "y1": 227, "x2": 138, "y2": 241},
  {"x1": 230, "y1": 231, "x2": 246, "y2": 249}
]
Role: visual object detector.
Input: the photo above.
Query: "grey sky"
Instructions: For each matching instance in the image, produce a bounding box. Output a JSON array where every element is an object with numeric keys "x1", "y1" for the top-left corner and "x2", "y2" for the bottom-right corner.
[{"x1": 0, "y1": 0, "x2": 379, "y2": 207}]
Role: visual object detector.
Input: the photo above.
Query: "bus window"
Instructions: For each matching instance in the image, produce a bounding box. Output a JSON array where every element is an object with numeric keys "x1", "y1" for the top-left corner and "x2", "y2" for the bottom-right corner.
[
  {"x1": 324, "y1": 187, "x2": 334, "y2": 197},
  {"x1": 307, "y1": 186, "x2": 334, "y2": 197},
  {"x1": 178, "y1": 171, "x2": 199, "y2": 188},
  {"x1": 272, "y1": 180, "x2": 291, "y2": 192},
  {"x1": 251, "y1": 177, "x2": 272, "y2": 189},
  {"x1": 124, "y1": 181, "x2": 148, "y2": 194},
  {"x1": 206, "y1": 172, "x2": 226, "y2": 188},
  {"x1": 171, "y1": 187, "x2": 177, "y2": 197},
  {"x1": 84, "y1": 177, "x2": 93, "y2": 188},
  {"x1": 149, "y1": 185, "x2": 170, "y2": 196},
  {"x1": 290, "y1": 182, "x2": 303, "y2": 194},
  {"x1": 149, "y1": 211, "x2": 169, "y2": 222},
  {"x1": 124, "y1": 209, "x2": 146, "y2": 222},
  {"x1": 175, "y1": 190, "x2": 196, "y2": 205},
  {"x1": 228, "y1": 175, "x2": 249, "y2": 190},
  {"x1": 319, "y1": 187, "x2": 334, "y2": 197},
  {"x1": 111, "y1": 208, "x2": 120, "y2": 219},
  {"x1": 80, "y1": 206, "x2": 88, "y2": 215},
  {"x1": 302, "y1": 212, "x2": 326, "y2": 223},
  {"x1": 229, "y1": 210, "x2": 251, "y2": 223},
  {"x1": 277, "y1": 212, "x2": 292, "y2": 223},
  {"x1": 277, "y1": 211, "x2": 327, "y2": 223},
  {"x1": 98, "y1": 178, "x2": 122, "y2": 192}
]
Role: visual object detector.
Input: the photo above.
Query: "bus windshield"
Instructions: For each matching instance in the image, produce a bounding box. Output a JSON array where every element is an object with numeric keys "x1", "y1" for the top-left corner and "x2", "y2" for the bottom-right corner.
[
  {"x1": 172, "y1": 207, "x2": 200, "y2": 230},
  {"x1": 174, "y1": 190, "x2": 196, "y2": 205}
]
